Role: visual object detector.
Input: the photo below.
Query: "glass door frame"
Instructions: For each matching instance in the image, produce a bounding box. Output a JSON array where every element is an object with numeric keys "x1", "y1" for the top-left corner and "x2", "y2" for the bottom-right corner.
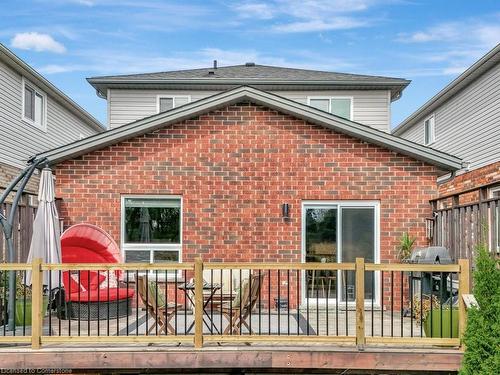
[{"x1": 301, "y1": 200, "x2": 380, "y2": 308}]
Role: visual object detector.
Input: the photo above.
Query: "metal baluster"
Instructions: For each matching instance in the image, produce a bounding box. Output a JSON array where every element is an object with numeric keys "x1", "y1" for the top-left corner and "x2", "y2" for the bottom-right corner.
[
  {"x1": 77, "y1": 270, "x2": 81, "y2": 336},
  {"x1": 220, "y1": 269, "x2": 223, "y2": 335},
  {"x1": 164, "y1": 270, "x2": 168, "y2": 336},
  {"x1": 315, "y1": 270, "x2": 319, "y2": 336},
  {"x1": 371, "y1": 271, "x2": 374, "y2": 337},
  {"x1": 230, "y1": 269, "x2": 233, "y2": 335},
  {"x1": 296, "y1": 269, "x2": 300, "y2": 336},
  {"x1": 380, "y1": 271, "x2": 384, "y2": 337},
  {"x1": 47, "y1": 270, "x2": 51, "y2": 337},
  {"x1": 258, "y1": 269, "x2": 262, "y2": 336},
  {"x1": 410, "y1": 271, "x2": 413, "y2": 337},
  {"x1": 107, "y1": 270, "x2": 110, "y2": 337},
  {"x1": 449, "y1": 272, "x2": 453, "y2": 338},
  {"x1": 420, "y1": 271, "x2": 423, "y2": 337},
  {"x1": 306, "y1": 270, "x2": 310, "y2": 336},
  {"x1": 155, "y1": 270, "x2": 158, "y2": 336},
  {"x1": 239, "y1": 269, "x2": 242, "y2": 335},
  {"x1": 440, "y1": 272, "x2": 443, "y2": 338},
  {"x1": 86, "y1": 270, "x2": 89, "y2": 337},
  {"x1": 174, "y1": 269, "x2": 178, "y2": 335},
  {"x1": 400, "y1": 271, "x2": 403, "y2": 337},
  {"x1": 249, "y1": 269, "x2": 252, "y2": 336},
  {"x1": 210, "y1": 269, "x2": 214, "y2": 335},
  {"x1": 287, "y1": 269, "x2": 290, "y2": 336},
  {"x1": 391, "y1": 271, "x2": 394, "y2": 337},
  {"x1": 430, "y1": 272, "x2": 434, "y2": 338},
  {"x1": 126, "y1": 271, "x2": 129, "y2": 336},
  {"x1": 278, "y1": 269, "x2": 281, "y2": 336},
  {"x1": 96, "y1": 270, "x2": 100, "y2": 337},
  {"x1": 135, "y1": 270, "x2": 139, "y2": 336},
  {"x1": 345, "y1": 270, "x2": 348, "y2": 336},
  {"x1": 267, "y1": 269, "x2": 271, "y2": 335}
]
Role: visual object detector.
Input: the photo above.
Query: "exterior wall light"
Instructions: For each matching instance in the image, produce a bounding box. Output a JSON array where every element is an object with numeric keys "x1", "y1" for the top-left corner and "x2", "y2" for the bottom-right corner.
[{"x1": 282, "y1": 203, "x2": 290, "y2": 219}]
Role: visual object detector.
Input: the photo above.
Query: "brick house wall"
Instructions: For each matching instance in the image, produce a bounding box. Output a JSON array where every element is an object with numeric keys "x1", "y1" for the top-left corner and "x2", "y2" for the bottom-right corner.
[
  {"x1": 437, "y1": 161, "x2": 500, "y2": 206},
  {"x1": 53, "y1": 103, "x2": 440, "y2": 309}
]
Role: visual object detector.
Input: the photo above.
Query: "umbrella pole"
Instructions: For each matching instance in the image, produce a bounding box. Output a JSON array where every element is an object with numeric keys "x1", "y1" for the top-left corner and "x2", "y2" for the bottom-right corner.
[{"x1": 0, "y1": 158, "x2": 46, "y2": 331}]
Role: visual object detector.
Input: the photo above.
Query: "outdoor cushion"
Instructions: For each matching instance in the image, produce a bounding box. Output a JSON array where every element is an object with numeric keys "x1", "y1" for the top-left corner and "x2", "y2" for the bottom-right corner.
[
  {"x1": 66, "y1": 287, "x2": 134, "y2": 302},
  {"x1": 232, "y1": 278, "x2": 248, "y2": 308},
  {"x1": 147, "y1": 280, "x2": 166, "y2": 308}
]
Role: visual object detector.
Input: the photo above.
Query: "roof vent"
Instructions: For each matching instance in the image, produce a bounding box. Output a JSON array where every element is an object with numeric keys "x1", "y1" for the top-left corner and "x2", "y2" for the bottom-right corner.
[
  {"x1": 245, "y1": 62, "x2": 255, "y2": 67},
  {"x1": 208, "y1": 70, "x2": 215, "y2": 75}
]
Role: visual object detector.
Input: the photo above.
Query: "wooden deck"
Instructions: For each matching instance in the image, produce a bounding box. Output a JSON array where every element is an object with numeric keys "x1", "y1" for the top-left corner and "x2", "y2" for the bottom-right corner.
[{"x1": 0, "y1": 345, "x2": 463, "y2": 373}]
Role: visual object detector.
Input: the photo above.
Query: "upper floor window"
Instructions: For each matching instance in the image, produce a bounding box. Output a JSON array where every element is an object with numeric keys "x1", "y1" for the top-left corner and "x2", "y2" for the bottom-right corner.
[
  {"x1": 308, "y1": 97, "x2": 353, "y2": 120},
  {"x1": 157, "y1": 95, "x2": 191, "y2": 113},
  {"x1": 424, "y1": 115, "x2": 435, "y2": 145},
  {"x1": 22, "y1": 78, "x2": 46, "y2": 131}
]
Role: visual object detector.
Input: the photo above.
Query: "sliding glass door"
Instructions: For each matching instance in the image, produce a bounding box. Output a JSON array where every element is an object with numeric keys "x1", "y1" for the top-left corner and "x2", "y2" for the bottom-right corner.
[{"x1": 302, "y1": 202, "x2": 379, "y2": 305}]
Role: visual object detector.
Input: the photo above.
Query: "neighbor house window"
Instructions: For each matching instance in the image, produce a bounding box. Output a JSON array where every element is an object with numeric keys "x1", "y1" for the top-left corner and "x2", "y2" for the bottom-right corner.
[
  {"x1": 489, "y1": 186, "x2": 500, "y2": 253},
  {"x1": 424, "y1": 115, "x2": 435, "y2": 145},
  {"x1": 22, "y1": 78, "x2": 46, "y2": 131},
  {"x1": 308, "y1": 97, "x2": 353, "y2": 120},
  {"x1": 121, "y1": 196, "x2": 182, "y2": 264},
  {"x1": 157, "y1": 95, "x2": 191, "y2": 113}
]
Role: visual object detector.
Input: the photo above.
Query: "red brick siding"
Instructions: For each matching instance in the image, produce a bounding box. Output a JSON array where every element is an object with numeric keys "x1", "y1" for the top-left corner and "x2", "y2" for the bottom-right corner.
[
  {"x1": 437, "y1": 161, "x2": 500, "y2": 206},
  {"x1": 54, "y1": 103, "x2": 439, "y2": 310}
]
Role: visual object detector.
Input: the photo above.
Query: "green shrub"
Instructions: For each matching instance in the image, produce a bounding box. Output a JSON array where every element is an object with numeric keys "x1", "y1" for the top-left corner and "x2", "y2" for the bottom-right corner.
[{"x1": 459, "y1": 244, "x2": 500, "y2": 374}]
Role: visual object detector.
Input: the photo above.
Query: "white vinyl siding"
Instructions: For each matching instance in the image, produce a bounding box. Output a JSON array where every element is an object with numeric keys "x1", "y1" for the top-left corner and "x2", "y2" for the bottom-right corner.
[
  {"x1": 0, "y1": 60, "x2": 100, "y2": 169},
  {"x1": 396, "y1": 63, "x2": 500, "y2": 171},
  {"x1": 108, "y1": 89, "x2": 391, "y2": 131}
]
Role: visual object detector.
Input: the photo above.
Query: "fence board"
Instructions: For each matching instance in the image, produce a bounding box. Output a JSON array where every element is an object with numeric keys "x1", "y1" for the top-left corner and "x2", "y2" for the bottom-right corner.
[
  {"x1": 432, "y1": 197, "x2": 499, "y2": 262},
  {"x1": 0, "y1": 202, "x2": 37, "y2": 263}
]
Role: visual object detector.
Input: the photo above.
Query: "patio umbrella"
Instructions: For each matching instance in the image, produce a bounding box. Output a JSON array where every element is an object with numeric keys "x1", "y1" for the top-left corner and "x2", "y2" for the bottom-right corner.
[
  {"x1": 26, "y1": 167, "x2": 62, "y2": 288},
  {"x1": 139, "y1": 207, "x2": 151, "y2": 243}
]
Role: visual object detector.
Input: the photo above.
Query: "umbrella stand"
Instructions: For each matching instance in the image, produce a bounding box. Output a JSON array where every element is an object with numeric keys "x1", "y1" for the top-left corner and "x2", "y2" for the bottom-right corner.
[{"x1": 0, "y1": 158, "x2": 47, "y2": 331}]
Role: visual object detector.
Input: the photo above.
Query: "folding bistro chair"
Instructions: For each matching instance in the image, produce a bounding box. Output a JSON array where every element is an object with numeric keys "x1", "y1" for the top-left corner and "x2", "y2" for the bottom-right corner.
[
  {"x1": 217, "y1": 272, "x2": 265, "y2": 335},
  {"x1": 137, "y1": 276, "x2": 182, "y2": 335}
]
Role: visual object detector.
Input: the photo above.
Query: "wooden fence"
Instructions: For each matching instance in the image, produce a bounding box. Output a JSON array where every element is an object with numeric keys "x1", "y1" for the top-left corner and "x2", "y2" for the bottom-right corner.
[
  {"x1": 0, "y1": 201, "x2": 37, "y2": 263},
  {"x1": 431, "y1": 191, "x2": 499, "y2": 262}
]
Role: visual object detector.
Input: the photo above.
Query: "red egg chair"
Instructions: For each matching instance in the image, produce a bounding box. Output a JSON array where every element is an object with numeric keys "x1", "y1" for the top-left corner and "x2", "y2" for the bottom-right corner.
[{"x1": 60, "y1": 223, "x2": 134, "y2": 320}]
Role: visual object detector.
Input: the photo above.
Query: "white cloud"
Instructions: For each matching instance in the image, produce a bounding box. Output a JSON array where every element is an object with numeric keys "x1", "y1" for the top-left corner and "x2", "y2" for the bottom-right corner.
[
  {"x1": 232, "y1": 2, "x2": 275, "y2": 20},
  {"x1": 11, "y1": 32, "x2": 66, "y2": 53},
  {"x1": 231, "y1": 0, "x2": 378, "y2": 33},
  {"x1": 273, "y1": 17, "x2": 368, "y2": 33}
]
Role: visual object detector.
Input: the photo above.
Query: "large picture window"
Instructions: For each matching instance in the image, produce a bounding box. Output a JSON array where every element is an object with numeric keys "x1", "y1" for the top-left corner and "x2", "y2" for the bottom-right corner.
[{"x1": 121, "y1": 196, "x2": 182, "y2": 264}]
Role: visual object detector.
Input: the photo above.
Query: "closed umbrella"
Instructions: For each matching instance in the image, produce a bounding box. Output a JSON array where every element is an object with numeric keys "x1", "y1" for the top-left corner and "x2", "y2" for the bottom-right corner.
[
  {"x1": 26, "y1": 168, "x2": 61, "y2": 288},
  {"x1": 139, "y1": 207, "x2": 151, "y2": 243}
]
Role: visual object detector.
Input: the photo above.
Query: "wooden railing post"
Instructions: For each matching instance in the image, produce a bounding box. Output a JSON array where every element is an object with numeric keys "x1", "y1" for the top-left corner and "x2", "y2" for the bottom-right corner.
[
  {"x1": 31, "y1": 258, "x2": 43, "y2": 349},
  {"x1": 355, "y1": 257, "x2": 365, "y2": 350},
  {"x1": 458, "y1": 258, "x2": 470, "y2": 350},
  {"x1": 194, "y1": 258, "x2": 204, "y2": 348}
]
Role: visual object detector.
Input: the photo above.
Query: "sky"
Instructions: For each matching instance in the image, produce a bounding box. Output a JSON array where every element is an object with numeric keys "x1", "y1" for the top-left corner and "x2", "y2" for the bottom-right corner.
[{"x1": 1, "y1": 1, "x2": 499, "y2": 128}]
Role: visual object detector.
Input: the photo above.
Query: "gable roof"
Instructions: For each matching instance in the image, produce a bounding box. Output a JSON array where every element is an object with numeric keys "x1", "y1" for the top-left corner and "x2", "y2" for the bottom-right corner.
[
  {"x1": 0, "y1": 43, "x2": 105, "y2": 132},
  {"x1": 87, "y1": 64, "x2": 410, "y2": 101},
  {"x1": 34, "y1": 86, "x2": 462, "y2": 172},
  {"x1": 393, "y1": 43, "x2": 500, "y2": 135}
]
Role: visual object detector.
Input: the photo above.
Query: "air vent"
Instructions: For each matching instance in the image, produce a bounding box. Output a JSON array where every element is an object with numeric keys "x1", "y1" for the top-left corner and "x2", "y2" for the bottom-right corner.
[{"x1": 245, "y1": 62, "x2": 255, "y2": 67}]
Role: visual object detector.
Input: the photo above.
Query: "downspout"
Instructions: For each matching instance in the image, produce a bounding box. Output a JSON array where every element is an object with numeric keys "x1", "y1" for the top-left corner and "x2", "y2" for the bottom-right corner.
[{"x1": 0, "y1": 157, "x2": 47, "y2": 330}]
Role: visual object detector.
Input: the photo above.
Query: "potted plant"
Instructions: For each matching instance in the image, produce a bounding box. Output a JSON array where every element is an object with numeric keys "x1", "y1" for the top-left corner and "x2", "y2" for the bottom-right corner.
[
  {"x1": 412, "y1": 295, "x2": 458, "y2": 338},
  {"x1": 14, "y1": 274, "x2": 49, "y2": 326},
  {"x1": 397, "y1": 232, "x2": 416, "y2": 262}
]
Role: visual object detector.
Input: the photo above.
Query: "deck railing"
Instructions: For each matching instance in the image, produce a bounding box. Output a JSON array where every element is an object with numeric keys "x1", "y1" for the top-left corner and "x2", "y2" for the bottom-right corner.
[{"x1": 0, "y1": 258, "x2": 469, "y2": 349}]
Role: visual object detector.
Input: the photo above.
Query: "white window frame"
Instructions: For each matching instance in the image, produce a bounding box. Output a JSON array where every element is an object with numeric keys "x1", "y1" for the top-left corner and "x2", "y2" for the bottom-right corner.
[
  {"x1": 120, "y1": 195, "x2": 183, "y2": 274},
  {"x1": 489, "y1": 186, "x2": 500, "y2": 253},
  {"x1": 156, "y1": 95, "x2": 191, "y2": 113},
  {"x1": 307, "y1": 96, "x2": 354, "y2": 120},
  {"x1": 21, "y1": 77, "x2": 47, "y2": 132},
  {"x1": 301, "y1": 200, "x2": 380, "y2": 307},
  {"x1": 424, "y1": 114, "x2": 435, "y2": 146}
]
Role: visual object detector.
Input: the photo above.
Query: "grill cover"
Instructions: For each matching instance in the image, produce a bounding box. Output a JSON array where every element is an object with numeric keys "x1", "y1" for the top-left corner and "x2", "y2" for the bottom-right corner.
[{"x1": 410, "y1": 246, "x2": 452, "y2": 264}]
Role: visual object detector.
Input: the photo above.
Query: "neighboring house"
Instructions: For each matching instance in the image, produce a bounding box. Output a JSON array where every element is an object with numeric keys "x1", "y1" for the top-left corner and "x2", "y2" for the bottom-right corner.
[
  {"x1": 392, "y1": 44, "x2": 500, "y2": 200},
  {"x1": 87, "y1": 62, "x2": 410, "y2": 133},
  {"x1": 0, "y1": 43, "x2": 105, "y2": 196},
  {"x1": 34, "y1": 86, "x2": 462, "y2": 306},
  {"x1": 393, "y1": 44, "x2": 499, "y2": 254}
]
